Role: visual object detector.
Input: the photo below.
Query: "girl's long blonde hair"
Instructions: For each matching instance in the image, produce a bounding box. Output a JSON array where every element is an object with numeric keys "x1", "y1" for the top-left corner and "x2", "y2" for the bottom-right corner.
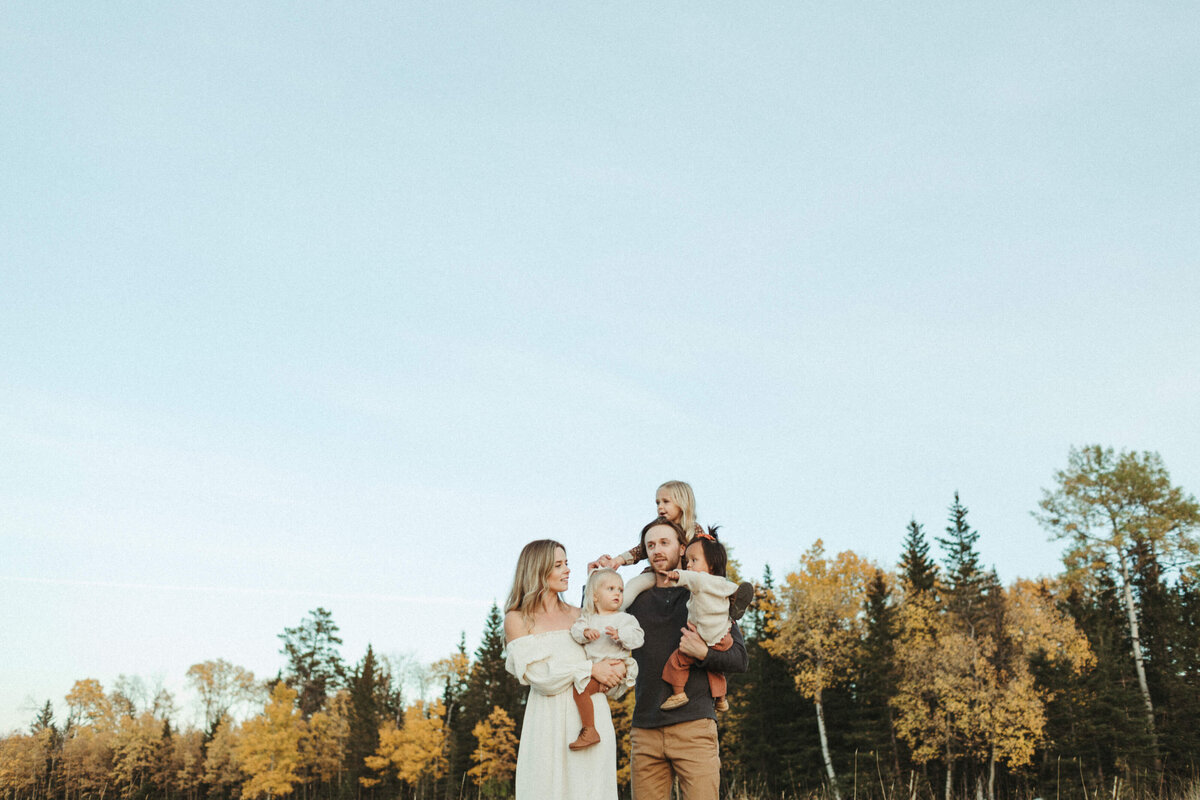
[
  {"x1": 505, "y1": 539, "x2": 568, "y2": 631},
  {"x1": 582, "y1": 568, "x2": 621, "y2": 615},
  {"x1": 658, "y1": 480, "x2": 699, "y2": 537}
]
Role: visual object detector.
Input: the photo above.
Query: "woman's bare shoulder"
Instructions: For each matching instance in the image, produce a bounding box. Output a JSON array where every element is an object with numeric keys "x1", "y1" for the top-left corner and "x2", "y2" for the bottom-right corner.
[{"x1": 504, "y1": 610, "x2": 530, "y2": 642}]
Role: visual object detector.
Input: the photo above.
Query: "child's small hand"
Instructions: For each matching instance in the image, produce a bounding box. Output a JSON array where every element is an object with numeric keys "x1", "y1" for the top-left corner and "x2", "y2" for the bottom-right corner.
[
  {"x1": 665, "y1": 570, "x2": 680, "y2": 583},
  {"x1": 605, "y1": 626, "x2": 621, "y2": 642},
  {"x1": 584, "y1": 628, "x2": 602, "y2": 642}
]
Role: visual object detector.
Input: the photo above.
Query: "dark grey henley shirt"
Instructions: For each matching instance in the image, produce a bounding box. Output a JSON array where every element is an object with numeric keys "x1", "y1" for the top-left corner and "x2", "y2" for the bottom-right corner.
[{"x1": 627, "y1": 584, "x2": 749, "y2": 729}]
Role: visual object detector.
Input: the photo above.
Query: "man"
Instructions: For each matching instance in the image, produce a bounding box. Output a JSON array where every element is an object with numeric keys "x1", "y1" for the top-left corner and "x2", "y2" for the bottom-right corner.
[{"x1": 624, "y1": 517, "x2": 748, "y2": 800}]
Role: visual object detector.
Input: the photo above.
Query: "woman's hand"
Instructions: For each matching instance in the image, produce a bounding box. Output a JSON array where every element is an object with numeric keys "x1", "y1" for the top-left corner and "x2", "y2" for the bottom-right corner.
[
  {"x1": 678, "y1": 622, "x2": 709, "y2": 661},
  {"x1": 591, "y1": 659, "x2": 626, "y2": 690}
]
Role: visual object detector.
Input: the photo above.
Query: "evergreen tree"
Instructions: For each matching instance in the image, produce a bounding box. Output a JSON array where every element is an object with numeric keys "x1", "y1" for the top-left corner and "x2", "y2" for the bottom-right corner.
[
  {"x1": 30, "y1": 700, "x2": 59, "y2": 800},
  {"x1": 724, "y1": 565, "x2": 816, "y2": 796},
  {"x1": 899, "y1": 519, "x2": 938, "y2": 595},
  {"x1": 279, "y1": 607, "x2": 347, "y2": 718},
  {"x1": 1036, "y1": 445, "x2": 1200, "y2": 768},
  {"x1": 1036, "y1": 576, "x2": 1157, "y2": 785},
  {"x1": 849, "y1": 569, "x2": 901, "y2": 774},
  {"x1": 1133, "y1": 543, "x2": 1200, "y2": 770},
  {"x1": 436, "y1": 635, "x2": 470, "y2": 800},
  {"x1": 462, "y1": 604, "x2": 525, "y2": 738},
  {"x1": 938, "y1": 493, "x2": 989, "y2": 636},
  {"x1": 447, "y1": 603, "x2": 526, "y2": 796},
  {"x1": 344, "y1": 645, "x2": 384, "y2": 796}
]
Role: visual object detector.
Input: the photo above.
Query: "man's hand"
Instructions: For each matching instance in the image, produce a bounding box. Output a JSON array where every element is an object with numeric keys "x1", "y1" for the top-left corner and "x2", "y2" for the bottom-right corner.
[
  {"x1": 678, "y1": 622, "x2": 709, "y2": 661},
  {"x1": 583, "y1": 628, "x2": 601, "y2": 642}
]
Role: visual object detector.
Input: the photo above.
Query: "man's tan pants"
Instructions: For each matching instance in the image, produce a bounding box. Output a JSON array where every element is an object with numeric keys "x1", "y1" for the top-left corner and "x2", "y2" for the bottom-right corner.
[{"x1": 631, "y1": 719, "x2": 720, "y2": 800}]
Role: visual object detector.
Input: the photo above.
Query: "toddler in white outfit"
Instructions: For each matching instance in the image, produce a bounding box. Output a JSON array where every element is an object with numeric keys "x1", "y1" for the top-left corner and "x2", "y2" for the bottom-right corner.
[{"x1": 567, "y1": 568, "x2": 644, "y2": 750}]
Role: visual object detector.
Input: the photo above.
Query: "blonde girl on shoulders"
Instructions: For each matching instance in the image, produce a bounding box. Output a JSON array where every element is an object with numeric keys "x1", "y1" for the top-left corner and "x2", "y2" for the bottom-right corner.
[{"x1": 590, "y1": 480, "x2": 705, "y2": 571}]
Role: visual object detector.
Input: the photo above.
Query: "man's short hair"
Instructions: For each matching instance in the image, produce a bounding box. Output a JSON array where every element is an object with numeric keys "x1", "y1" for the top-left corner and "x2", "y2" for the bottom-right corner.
[{"x1": 640, "y1": 516, "x2": 687, "y2": 554}]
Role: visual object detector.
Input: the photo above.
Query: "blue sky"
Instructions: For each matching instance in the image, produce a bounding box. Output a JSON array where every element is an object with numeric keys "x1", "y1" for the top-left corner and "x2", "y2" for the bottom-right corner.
[{"x1": 3, "y1": 3, "x2": 1199, "y2": 733}]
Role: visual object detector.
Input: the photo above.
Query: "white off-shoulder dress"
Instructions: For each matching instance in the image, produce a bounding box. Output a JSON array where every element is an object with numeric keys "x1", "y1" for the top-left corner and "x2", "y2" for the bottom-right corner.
[{"x1": 505, "y1": 630, "x2": 618, "y2": 800}]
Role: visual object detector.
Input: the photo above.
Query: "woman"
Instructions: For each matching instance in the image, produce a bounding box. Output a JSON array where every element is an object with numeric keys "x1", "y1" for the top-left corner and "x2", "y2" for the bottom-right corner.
[{"x1": 504, "y1": 540, "x2": 626, "y2": 800}]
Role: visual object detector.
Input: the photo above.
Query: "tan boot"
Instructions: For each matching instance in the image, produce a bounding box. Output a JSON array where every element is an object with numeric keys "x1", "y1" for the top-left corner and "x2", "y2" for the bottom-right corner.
[
  {"x1": 714, "y1": 696, "x2": 729, "y2": 712},
  {"x1": 660, "y1": 692, "x2": 688, "y2": 711},
  {"x1": 569, "y1": 726, "x2": 600, "y2": 750}
]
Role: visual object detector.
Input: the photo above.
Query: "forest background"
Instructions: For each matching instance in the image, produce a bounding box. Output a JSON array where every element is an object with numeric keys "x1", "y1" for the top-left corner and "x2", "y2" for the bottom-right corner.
[
  {"x1": 3, "y1": 444, "x2": 1199, "y2": 800},
  {"x1": 4, "y1": 4, "x2": 1200, "y2": 800}
]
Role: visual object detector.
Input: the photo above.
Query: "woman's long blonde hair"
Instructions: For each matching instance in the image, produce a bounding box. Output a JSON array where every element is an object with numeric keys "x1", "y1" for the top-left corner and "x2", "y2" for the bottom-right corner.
[
  {"x1": 505, "y1": 539, "x2": 569, "y2": 631},
  {"x1": 658, "y1": 480, "x2": 699, "y2": 537}
]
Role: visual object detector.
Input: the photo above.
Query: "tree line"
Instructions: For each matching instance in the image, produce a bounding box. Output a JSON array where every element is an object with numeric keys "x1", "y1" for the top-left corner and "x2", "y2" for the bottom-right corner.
[{"x1": 2, "y1": 445, "x2": 1198, "y2": 800}]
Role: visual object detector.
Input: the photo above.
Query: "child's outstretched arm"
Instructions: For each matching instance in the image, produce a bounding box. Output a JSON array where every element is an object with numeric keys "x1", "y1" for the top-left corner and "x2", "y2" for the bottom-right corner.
[{"x1": 672, "y1": 569, "x2": 737, "y2": 598}]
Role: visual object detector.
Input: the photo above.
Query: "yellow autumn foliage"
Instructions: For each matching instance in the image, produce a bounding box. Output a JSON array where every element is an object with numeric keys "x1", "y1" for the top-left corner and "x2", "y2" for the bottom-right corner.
[
  {"x1": 766, "y1": 540, "x2": 876, "y2": 699},
  {"x1": 892, "y1": 578, "x2": 1094, "y2": 769},
  {"x1": 303, "y1": 691, "x2": 349, "y2": 784},
  {"x1": 365, "y1": 700, "x2": 448, "y2": 789},
  {"x1": 468, "y1": 706, "x2": 518, "y2": 787},
  {"x1": 203, "y1": 716, "x2": 243, "y2": 791},
  {"x1": 0, "y1": 734, "x2": 47, "y2": 795},
  {"x1": 111, "y1": 710, "x2": 164, "y2": 794},
  {"x1": 237, "y1": 683, "x2": 305, "y2": 799}
]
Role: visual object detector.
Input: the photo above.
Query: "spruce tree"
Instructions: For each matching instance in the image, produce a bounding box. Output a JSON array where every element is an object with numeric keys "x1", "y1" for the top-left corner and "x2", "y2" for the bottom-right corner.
[
  {"x1": 453, "y1": 603, "x2": 525, "y2": 795},
  {"x1": 440, "y1": 634, "x2": 471, "y2": 800},
  {"x1": 850, "y1": 569, "x2": 901, "y2": 774},
  {"x1": 723, "y1": 565, "x2": 816, "y2": 795},
  {"x1": 937, "y1": 493, "x2": 988, "y2": 635},
  {"x1": 1133, "y1": 543, "x2": 1200, "y2": 770},
  {"x1": 899, "y1": 519, "x2": 938, "y2": 595},
  {"x1": 345, "y1": 645, "x2": 384, "y2": 796},
  {"x1": 1037, "y1": 576, "x2": 1157, "y2": 784}
]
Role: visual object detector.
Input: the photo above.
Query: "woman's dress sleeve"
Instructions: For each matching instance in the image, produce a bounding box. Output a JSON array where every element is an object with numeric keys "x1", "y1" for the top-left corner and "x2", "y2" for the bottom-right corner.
[{"x1": 505, "y1": 635, "x2": 593, "y2": 695}]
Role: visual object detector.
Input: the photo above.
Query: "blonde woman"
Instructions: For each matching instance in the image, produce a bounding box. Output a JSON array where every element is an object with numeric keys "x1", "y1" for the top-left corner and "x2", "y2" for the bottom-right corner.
[{"x1": 504, "y1": 540, "x2": 625, "y2": 800}]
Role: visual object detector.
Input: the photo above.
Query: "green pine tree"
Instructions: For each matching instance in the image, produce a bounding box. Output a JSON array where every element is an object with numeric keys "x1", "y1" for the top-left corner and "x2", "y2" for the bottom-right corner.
[
  {"x1": 345, "y1": 645, "x2": 385, "y2": 796},
  {"x1": 724, "y1": 565, "x2": 817, "y2": 795},
  {"x1": 899, "y1": 519, "x2": 938, "y2": 596}
]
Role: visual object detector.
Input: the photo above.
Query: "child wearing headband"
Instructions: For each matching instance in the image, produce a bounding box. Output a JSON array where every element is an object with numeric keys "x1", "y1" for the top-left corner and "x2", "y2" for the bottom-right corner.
[{"x1": 622, "y1": 527, "x2": 751, "y2": 712}]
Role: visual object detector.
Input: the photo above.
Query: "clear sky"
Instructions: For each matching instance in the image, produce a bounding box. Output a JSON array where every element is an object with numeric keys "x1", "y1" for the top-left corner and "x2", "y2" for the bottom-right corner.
[{"x1": 3, "y1": 3, "x2": 1198, "y2": 734}]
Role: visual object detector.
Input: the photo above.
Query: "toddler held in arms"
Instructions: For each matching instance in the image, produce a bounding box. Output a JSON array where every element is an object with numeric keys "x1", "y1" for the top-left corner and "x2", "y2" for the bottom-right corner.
[
  {"x1": 567, "y1": 568, "x2": 644, "y2": 750},
  {"x1": 623, "y1": 527, "x2": 753, "y2": 712}
]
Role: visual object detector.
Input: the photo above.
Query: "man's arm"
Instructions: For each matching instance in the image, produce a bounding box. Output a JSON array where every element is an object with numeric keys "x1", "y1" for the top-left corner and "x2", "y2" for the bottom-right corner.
[{"x1": 698, "y1": 622, "x2": 748, "y2": 674}]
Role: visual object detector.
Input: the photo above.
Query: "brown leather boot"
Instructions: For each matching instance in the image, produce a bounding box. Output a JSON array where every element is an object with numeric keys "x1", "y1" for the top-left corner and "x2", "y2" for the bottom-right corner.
[{"x1": 568, "y1": 726, "x2": 601, "y2": 750}]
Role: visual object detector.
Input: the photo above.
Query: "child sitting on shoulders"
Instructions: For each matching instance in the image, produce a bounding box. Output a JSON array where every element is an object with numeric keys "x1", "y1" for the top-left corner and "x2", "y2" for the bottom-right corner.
[
  {"x1": 567, "y1": 568, "x2": 644, "y2": 750},
  {"x1": 623, "y1": 527, "x2": 752, "y2": 712}
]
